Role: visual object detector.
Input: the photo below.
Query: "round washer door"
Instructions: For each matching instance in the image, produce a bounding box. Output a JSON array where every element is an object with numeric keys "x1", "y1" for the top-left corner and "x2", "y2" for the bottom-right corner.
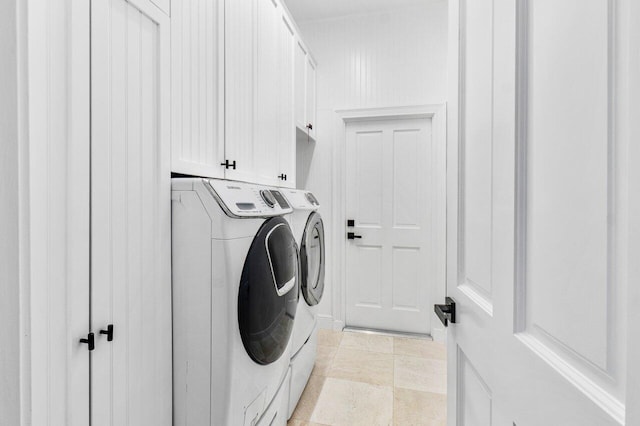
[
  {"x1": 238, "y1": 217, "x2": 299, "y2": 365},
  {"x1": 300, "y1": 212, "x2": 325, "y2": 306}
]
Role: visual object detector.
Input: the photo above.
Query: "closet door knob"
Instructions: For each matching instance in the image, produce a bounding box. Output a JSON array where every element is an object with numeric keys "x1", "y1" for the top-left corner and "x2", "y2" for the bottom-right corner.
[
  {"x1": 80, "y1": 333, "x2": 95, "y2": 351},
  {"x1": 100, "y1": 324, "x2": 114, "y2": 342}
]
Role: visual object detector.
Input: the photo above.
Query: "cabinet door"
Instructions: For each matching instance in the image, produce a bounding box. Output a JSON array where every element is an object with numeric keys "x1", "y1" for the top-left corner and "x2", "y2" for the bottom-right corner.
[
  {"x1": 171, "y1": 0, "x2": 225, "y2": 178},
  {"x1": 294, "y1": 40, "x2": 308, "y2": 131},
  {"x1": 305, "y1": 57, "x2": 317, "y2": 139},
  {"x1": 90, "y1": 1, "x2": 172, "y2": 425},
  {"x1": 276, "y1": 12, "x2": 296, "y2": 188},
  {"x1": 225, "y1": 0, "x2": 280, "y2": 186}
]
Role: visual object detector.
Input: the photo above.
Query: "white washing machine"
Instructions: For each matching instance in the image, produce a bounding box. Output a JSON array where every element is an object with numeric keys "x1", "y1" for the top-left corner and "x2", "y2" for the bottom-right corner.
[
  {"x1": 281, "y1": 190, "x2": 325, "y2": 419},
  {"x1": 172, "y1": 178, "x2": 299, "y2": 426}
]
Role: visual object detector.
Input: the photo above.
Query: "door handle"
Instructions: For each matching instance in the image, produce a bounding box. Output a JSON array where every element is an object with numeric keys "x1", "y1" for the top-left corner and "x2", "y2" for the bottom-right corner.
[
  {"x1": 347, "y1": 232, "x2": 362, "y2": 240},
  {"x1": 434, "y1": 297, "x2": 456, "y2": 327}
]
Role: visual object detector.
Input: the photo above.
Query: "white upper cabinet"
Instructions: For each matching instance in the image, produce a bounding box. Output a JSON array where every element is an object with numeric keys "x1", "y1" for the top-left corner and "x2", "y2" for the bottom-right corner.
[
  {"x1": 172, "y1": 0, "x2": 313, "y2": 186},
  {"x1": 305, "y1": 56, "x2": 317, "y2": 140},
  {"x1": 294, "y1": 40, "x2": 308, "y2": 130},
  {"x1": 171, "y1": 0, "x2": 225, "y2": 178},
  {"x1": 276, "y1": 14, "x2": 297, "y2": 187},
  {"x1": 293, "y1": 38, "x2": 317, "y2": 141},
  {"x1": 225, "y1": 0, "x2": 299, "y2": 187}
]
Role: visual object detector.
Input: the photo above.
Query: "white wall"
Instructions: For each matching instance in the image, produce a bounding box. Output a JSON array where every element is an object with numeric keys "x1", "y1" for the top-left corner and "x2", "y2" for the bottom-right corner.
[{"x1": 295, "y1": 2, "x2": 448, "y2": 328}]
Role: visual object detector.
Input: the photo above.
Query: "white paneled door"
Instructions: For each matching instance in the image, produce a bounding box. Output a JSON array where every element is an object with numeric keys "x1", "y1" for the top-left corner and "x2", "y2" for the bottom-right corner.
[
  {"x1": 91, "y1": 0, "x2": 171, "y2": 425},
  {"x1": 345, "y1": 117, "x2": 440, "y2": 335},
  {"x1": 447, "y1": 0, "x2": 639, "y2": 425}
]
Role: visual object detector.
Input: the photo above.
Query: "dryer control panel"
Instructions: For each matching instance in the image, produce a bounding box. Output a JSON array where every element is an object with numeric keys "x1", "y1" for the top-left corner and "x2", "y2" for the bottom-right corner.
[
  {"x1": 281, "y1": 189, "x2": 320, "y2": 211},
  {"x1": 207, "y1": 179, "x2": 293, "y2": 218}
]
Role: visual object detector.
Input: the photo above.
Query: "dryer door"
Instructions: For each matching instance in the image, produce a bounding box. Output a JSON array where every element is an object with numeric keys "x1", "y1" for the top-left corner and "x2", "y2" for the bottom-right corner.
[
  {"x1": 300, "y1": 212, "x2": 325, "y2": 306},
  {"x1": 238, "y1": 217, "x2": 299, "y2": 365}
]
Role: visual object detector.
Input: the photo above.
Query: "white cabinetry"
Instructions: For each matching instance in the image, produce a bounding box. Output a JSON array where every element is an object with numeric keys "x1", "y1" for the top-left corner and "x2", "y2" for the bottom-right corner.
[
  {"x1": 293, "y1": 38, "x2": 317, "y2": 141},
  {"x1": 225, "y1": 0, "x2": 296, "y2": 188},
  {"x1": 294, "y1": 40, "x2": 308, "y2": 130},
  {"x1": 171, "y1": 0, "x2": 311, "y2": 187},
  {"x1": 305, "y1": 56, "x2": 317, "y2": 140},
  {"x1": 171, "y1": 0, "x2": 225, "y2": 178}
]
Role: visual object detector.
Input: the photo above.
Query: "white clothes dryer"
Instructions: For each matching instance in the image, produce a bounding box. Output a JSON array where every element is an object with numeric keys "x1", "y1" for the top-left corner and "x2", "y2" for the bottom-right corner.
[
  {"x1": 172, "y1": 178, "x2": 299, "y2": 426},
  {"x1": 280, "y1": 190, "x2": 325, "y2": 418}
]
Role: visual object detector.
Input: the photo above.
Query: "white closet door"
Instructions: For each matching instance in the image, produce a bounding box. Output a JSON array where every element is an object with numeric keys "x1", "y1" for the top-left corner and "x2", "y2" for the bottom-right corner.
[{"x1": 90, "y1": 1, "x2": 171, "y2": 425}]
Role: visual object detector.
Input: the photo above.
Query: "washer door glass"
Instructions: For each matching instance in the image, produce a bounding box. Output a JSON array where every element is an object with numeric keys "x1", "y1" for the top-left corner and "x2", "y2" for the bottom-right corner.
[
  {"x1": 301, "y1": 212, "x2": 325, "y2": 306},
  {"x1": 238, "y1": 217, "x2": 299, "y2": 365}
]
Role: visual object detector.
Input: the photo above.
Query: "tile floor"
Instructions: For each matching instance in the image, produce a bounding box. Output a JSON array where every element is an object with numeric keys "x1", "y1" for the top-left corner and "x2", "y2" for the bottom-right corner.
[{"x1": 288, "y1": 330, "x2": 447, "y2": 426}]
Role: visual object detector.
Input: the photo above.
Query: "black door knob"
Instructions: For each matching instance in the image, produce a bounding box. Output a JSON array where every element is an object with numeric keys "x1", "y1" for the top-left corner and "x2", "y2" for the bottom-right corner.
[
  {"x1": 100, "y1": 324, "x2": 114, "y2": 342},
  {"x1": 347, "y1": 232, "x2": 362, "y2": 240}
]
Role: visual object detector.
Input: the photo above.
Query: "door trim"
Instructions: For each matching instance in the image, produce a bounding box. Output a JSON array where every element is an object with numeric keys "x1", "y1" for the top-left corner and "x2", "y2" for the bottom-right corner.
[{"x1": 331, "y1": 104, "x2": 447, "y2": 342}]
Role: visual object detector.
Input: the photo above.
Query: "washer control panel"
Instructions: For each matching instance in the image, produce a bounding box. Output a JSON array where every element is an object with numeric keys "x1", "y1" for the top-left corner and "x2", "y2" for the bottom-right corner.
[
  {"x1": 208, "y1": 179, "x2": 293, "y2": 217},
  {"x1": 281, "y1": 189, "x2": 320, "y2": 210}
]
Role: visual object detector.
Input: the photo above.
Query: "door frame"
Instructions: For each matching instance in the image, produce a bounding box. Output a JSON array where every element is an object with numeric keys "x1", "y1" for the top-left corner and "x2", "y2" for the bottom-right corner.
[{"x1": 331, "y1": 104, "x2": 447, "y2": 341}]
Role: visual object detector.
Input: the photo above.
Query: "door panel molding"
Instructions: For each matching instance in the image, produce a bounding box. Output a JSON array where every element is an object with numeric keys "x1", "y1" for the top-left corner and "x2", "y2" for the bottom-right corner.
[
  {"x1": 456, "y1": 0, "x2": 495, "y2": 316},
  {"x1": 513, "y1": 0, "x2": 625, "y2": 422}
]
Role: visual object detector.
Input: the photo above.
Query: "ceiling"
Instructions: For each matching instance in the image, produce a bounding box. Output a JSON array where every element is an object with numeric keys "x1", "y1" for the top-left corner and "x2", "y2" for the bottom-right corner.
[{"x1": 283, "y1": 0, "x2": 442, "y2": 23}]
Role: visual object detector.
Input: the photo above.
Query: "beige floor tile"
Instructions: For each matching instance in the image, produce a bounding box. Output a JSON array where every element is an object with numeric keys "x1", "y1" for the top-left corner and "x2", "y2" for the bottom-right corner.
[
  {"x1": 328, "y1": 347, "x2": 394, "y2": 386},
  {"x1": 287, "y1": 420, "x2": 330, "y2": 426},
  {"x1": 394, "y1": 356, "x2": 447, "y2": 394},
  {"x1": 340, "y1": 331, "x2": 394, "y2": 354},
  {"x1": 290, "y1": 375, "x2": 327, "y2": 421},
  {"x1": 393, "y1": 388, "x2": 447, "y2": 426},
  {"x1": 393, "y1": 338, "x2": 446, "y2": 360},
  {"x1": 310, "y1": 378, "x2": 393, "y2": 426},
  {"x1": 313, "y1": 345, "x2": 338, "y2": 376},
  {"x1": 317, "y1": 329, "x2": 343, "y2": 347}
]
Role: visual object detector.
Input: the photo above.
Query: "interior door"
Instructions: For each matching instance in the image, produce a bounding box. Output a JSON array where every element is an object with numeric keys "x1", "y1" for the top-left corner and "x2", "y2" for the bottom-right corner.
[
  {"x1": 446, "y1": 0, "x2": 639, "y2": 424},
  {"x1": 90, "y1": 0, "x2": 172, "y2": 425},
  {"x1": 345, "y1": 117, "x2": 437, "y2": 335}
]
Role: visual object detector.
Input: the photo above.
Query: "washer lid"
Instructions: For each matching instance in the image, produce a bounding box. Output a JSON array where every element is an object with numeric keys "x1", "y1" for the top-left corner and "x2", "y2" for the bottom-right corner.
[
  {"x1": 207, "y1": 179, "x2": 293, "y2": 218},
  {"x1": 238, "y1": 217, "x2": 299, "y2": 365},
  {"x1": 301, "y1": 212, "x2": 325, "y2": 306}
]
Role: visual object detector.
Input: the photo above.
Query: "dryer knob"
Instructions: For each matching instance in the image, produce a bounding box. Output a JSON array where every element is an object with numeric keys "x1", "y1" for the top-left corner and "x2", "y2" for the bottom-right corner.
[{"x1": 260, "y1": 190, "x2": 276, "y2": 208}]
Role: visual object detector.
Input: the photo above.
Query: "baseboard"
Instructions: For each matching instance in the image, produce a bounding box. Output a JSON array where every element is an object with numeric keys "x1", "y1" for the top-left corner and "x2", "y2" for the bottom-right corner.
[
  {"x1": 317, "y1": 315, "x2": 345, "y2": 331},
  {"x1": 432, "y1": 326, "x2": 447, "y2": 343}
]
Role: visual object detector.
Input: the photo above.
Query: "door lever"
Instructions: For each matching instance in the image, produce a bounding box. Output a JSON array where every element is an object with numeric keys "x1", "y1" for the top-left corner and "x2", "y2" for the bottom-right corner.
[
  {"x1": 347, "y1": 232, "x2": 362, "y2": 240},
  {"x1": 434, "y1": 297, "x2": 456, "y2": 327},
  {"x1": 100, "y1": 324, "x2": 114, "y2": 342}
]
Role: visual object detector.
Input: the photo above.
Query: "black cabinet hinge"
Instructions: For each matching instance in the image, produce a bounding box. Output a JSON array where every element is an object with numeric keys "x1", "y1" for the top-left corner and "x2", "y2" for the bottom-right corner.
[{"x1": 220, "y1": 159, "x2": 237, "y2": 170}]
